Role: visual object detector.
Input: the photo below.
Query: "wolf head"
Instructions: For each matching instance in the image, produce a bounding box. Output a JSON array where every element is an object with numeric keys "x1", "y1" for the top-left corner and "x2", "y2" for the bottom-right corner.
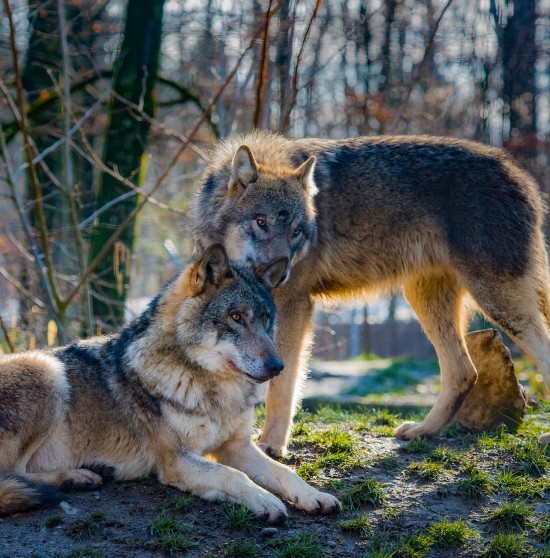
[
  {"x1": 171, "y1": 245, "x2": 285, "y2": 383},
  {"x1": 194, "y1": 142, "x2": 317, "y2": 287}
]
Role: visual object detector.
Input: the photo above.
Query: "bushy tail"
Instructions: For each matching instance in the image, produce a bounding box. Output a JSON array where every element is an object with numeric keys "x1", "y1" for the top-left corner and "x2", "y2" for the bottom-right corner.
[{"x1": 0, "y1": 470, "x2": 61, "y2": 516}]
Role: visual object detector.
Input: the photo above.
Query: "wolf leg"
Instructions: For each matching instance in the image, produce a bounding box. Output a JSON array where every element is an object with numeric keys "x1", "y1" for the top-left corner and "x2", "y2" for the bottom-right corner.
[
  {"x1": 26, "y1": 469, "x2": 102, "y2": 491},
  {"x1": 259, "y1": 291, "x2": 314, "y2": 457},
  {"x1": 465, "y1": 264, "x2": 550, "y2": 444},
  {"x1": 215, "y1": 437, "x2": 340, "y2": 514},
  {"x1": 395, "y1": 271, "x2": 476, "y2": 440},
  {"x1": 154, "y1": 444, "x2": 288, "y2": 523}
]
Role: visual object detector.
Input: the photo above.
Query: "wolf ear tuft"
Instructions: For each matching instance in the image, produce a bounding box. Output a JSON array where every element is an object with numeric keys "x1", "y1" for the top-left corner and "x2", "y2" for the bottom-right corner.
[
  {"x1": 256, "y1": 257, "x2": 289, "y2": 289},
  {"x1": 295, "y1": 156, "x2": 317, "y2": 195},
  {"x1": 230, "y1": 145, "x2": 258, "y2": 193},
  {"x1": 194, "y1": 244, "x2": 232, "y2": 293}
]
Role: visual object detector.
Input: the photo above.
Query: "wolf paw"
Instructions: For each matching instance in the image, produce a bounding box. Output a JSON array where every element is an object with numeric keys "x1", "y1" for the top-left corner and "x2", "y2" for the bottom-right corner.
[
  {"x1": 293, "y1": 489, "x2": 341, "y2": 515},
  {"x1": 257, "y1": 442, "x2": 287, "y2": 459},
  {"x1": 394, "y1": 421, "x2": 438, "y2": 441},
  {"x1": 539, "y1": 432, "x2": 550, "y2": 444},
  {"x1": 246, "y1": 491, "x2": 288, "y2": 524},
  {"x1": 59, "y1": 469, "x2": 103, "y2": 492}
]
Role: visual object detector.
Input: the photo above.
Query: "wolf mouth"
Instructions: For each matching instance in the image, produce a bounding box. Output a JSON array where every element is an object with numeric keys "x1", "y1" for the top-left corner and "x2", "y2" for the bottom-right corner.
[{"x1": 227, "y1": 360, "x2": 268, "y2": 384}]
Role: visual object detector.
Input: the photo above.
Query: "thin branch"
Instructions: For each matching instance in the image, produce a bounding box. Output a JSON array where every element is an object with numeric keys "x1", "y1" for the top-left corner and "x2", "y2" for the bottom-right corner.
[
  {"x1": 278, "y1": 0, "x2": 323, "y2": 133},
  {"x1": 389, "y1": 0, "x2": 454, "y2": 132},
  {"x1": 253, "y1": 0, "x2": 275, "y2": 129},
  {"x1": 0, "y1": 316, "x2": 15, "y2": 353},
  {"x1": 0, "y1": 266, "x2": 47, "y2": 310}
]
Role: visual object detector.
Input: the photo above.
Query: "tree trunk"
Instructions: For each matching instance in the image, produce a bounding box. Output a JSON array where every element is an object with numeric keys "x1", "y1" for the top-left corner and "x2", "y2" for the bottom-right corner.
[{"x1": 88, "y1": 0, "x2": 166, "y2": 329}]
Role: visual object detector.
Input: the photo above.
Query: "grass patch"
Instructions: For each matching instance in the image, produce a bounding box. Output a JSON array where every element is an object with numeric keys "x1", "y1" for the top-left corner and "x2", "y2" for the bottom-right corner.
[
  {"x1": 374, "y1": 455, "x2": 400, "y2": 471},
  {"x1": 65, "y1": 511, "x2": 107, "y2": 539},
  {"x1": 457, "y1": 466, "x2": 493, "y2": 500},
  {"x1": 508, "y1": 440, "x2": 549, "y2": 475},
  {"x1": 481, "y1": 532, "x2": 531, "y2": 557},
  {"x1": 64, "y1": 550, "x2": 104, "y2": 558},
  {"x1": 222, "y1": 504, "x2": 255, "y2": 532},
  {"x1": 147, "y1": 515, "x2": 196, "y2": 553},
  {"x1": 405, "y1": 461, "x2": 445, "y2": 481},
  {"x1": 339, "y1": 513, "x2": 372, "y2": 535},
  {"x1": 533, "y1": 515, "x2": 550, "y2": 543},
  {"x1": 171, "y1": 495, "x2": 194, "y2": 511},
  {"x1": 486, "y1": 502, "x2": 533, "y2": 531},
  {"x1": 275, "y1": 533, "x2": 325, "y2": 558},
  {"x1": 428, "y1": 447, "x2": 464, "y2": 465},
  {"x1": 392, "y1": 532, "x2": 433, "y2": 558},
  {"x1": 343, "y1": 478, "x2": 386, "y2": 510},
  {"x1": 225, "y1": 540, "x2": 256, "y2": 557},
  {"x1": 497, "y1": 471, "x2": 549, "y2": 499},
  {"x1": 400, "y1": 438, "x2": 433, "y2": 455},
  {"x1": 427, "y1": 518, "x2": 476, "y2": 548},
  {"x1": 45, "y1": 515, "x2": 64, "y2": 528}
]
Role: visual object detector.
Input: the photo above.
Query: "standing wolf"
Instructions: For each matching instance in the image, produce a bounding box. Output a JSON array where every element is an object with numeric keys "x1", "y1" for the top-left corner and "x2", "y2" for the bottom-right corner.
[
  {"x1": 0, "y1": 245, "x2": 340, "y2": 519},
  {"x1": 193, "y1": 131, "x2": 550, "y2": 456}
]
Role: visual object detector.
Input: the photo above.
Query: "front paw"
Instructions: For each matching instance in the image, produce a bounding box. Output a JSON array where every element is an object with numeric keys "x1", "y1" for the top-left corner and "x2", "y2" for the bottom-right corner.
[
  {"x1": 247, "y1": 490, "x2": 288, "y2": 524},
  {"x1": 294, "y1": 489, "x2": 341, "y2": 515},
  {"x1": 394, "y1": 420, "x2": 437, "y2": 441},
  {"x1": 257, "y1": 442, "x2": 287, "y2": 459}
]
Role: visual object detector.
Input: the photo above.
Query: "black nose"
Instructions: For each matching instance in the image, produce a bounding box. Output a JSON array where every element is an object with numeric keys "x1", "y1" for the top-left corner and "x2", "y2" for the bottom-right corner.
[{"x1": 265, "y1": 356, "x2": 284, "y2": 377}]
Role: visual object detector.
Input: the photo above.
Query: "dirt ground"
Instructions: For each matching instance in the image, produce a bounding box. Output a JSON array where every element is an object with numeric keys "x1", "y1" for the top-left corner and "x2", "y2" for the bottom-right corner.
[{"x1": 2, "y1": 406, "x2": 549, "y2": 558}]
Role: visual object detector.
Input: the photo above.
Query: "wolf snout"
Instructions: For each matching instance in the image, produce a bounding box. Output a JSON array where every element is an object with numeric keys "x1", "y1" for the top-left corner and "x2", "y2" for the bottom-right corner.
[{"x1": 265, "y1": 356, "x2": 284, "y2": 378}]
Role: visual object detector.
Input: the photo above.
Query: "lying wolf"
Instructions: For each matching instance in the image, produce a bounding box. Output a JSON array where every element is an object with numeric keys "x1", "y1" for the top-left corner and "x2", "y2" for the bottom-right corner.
[
  {"x1": 0, "y1": 245, "x2": 340, "y2": 519},
  {"x1": 193, "y1": 131, "x2": 550, "y2": 456}
]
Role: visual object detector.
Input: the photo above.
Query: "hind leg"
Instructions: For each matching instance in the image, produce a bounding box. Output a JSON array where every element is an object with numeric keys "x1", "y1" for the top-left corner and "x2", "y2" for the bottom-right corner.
[
  {"x1": 465, "y1": 270, "x2": 550, "y2": 444},
  {"x1": 395, "y1": 271, "x2": 477, "y2": 440},
  {"x1": 0, "y1": 353, "x2": 102, "y2": 490}
]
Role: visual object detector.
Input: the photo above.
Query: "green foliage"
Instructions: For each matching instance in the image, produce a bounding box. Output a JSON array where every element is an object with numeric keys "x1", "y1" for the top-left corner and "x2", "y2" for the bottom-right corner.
[{"x1": 497, "y1": 471, "x2": 549, "y2": 499}]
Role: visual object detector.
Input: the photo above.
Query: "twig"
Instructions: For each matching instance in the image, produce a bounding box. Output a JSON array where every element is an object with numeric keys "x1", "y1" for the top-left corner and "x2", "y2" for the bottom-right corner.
[
  {"x1": 253, "y1": 0, "x2": 275, "y2": 129},
  {"x1": 0, "y1": 316, "x2": 15, "y2": 353},
  {"x1": 389, "y1": 0, "x2": 454, "y2": 132},
  {"x1": 278, "y1": 0, "x2": 323, "y2": 133}
]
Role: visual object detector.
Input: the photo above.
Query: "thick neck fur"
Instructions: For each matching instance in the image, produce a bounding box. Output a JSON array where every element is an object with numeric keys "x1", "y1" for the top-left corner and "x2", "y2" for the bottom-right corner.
[{"x1": 116, "y1": 279, "x2": 258, "y2": 417}]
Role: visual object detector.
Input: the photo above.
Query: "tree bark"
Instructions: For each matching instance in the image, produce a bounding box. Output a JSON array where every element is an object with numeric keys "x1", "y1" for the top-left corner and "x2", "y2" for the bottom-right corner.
[{"x1": 88, "y1": 0, "x2": 166, "y2": 329}]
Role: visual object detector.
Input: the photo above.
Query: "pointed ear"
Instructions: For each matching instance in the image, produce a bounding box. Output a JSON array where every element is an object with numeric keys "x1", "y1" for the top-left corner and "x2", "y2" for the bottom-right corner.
[
  {"x1": 295, "y1": 156, "x2": 317, "y2": 194},
  {"x1": 193, "y1": 244, "x2": 232, "y2": 294},
  {"x1": 230, "y1": 145, "x2": 258, "y2": 193},
  {"x1": 256, "y1": 257, "x2": 289, "y2": 289}
]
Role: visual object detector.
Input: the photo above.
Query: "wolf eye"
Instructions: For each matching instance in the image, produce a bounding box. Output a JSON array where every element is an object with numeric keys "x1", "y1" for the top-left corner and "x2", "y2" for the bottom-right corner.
[
  {"x1": 293, "y1": 226, "x2": 302, "y2": 237},
  {"x1": 230, "y1": 313, "x2": 242, "y2": 323},
  {"x1": 256, "y1": 217, "x2": 267, "y2": 228}
]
